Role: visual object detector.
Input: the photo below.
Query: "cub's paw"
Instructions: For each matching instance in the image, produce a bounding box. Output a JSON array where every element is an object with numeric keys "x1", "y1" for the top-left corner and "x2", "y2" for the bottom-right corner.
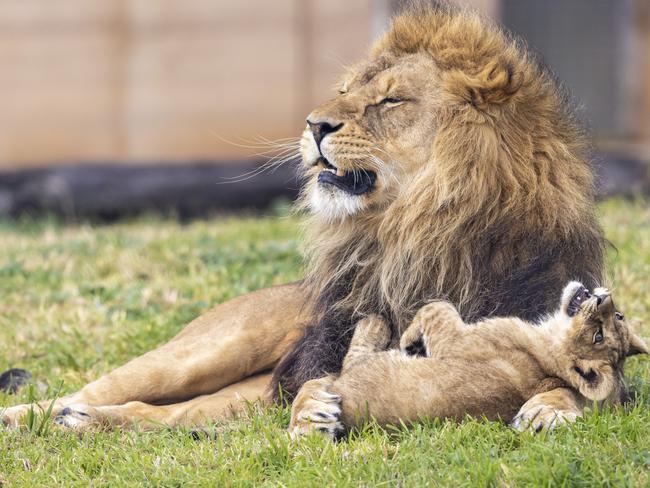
[
  {"x1": 352, "y1": 314, "x2": 392, "y2": 350},
  {"x1": 289, "y1": 377, "x2": 345, "y2": 440},
  {"x1": 511, "y1": 389, "x2": 583, "y2": 433},
  {"x1": 399, "y1": 326, "x2": 427, "y2": 357},
  {"x1": 54, "y1": 404, "x2": 101, "y2": 431},
  {"x1": 511, "y1": 404, "x2": 579, "y2": 433},
  {"x1": 400, "y1": 300, "x2": 459, "y2": 356}
]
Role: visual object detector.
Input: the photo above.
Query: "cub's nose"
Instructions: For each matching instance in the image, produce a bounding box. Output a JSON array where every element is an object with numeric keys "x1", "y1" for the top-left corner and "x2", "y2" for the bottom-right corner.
[
  {"x1": 596, "y1": 294, "x2": 614, "y2": 314},
  {"x1": 306, "y1": 119, "x2": 343, "y2": 148}
]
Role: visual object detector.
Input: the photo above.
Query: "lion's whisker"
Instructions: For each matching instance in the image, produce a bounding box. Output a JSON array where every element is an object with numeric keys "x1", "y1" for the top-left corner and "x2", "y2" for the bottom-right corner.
[
  {"x1": 217, "y1": 150, "x2": 297, "y2": 181},
  {"x1": 212, "y1": 133, "x2": 301, "y2": 154},
  {"x1": 216, "y1": 150, "x2": 300, "y2": 184},
  {"x1": 365, "y1": 151, "x2": 401, "y2": 188}
]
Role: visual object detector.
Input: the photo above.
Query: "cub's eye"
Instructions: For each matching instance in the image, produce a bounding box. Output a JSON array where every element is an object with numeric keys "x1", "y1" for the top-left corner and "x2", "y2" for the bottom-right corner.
[
  {"x1": 380, "y1": 97, "x2": 404, "y2": 105},
  {"x1": 615, "y1": 312, "x2": 624, "y2": 321},
  {"x1": 593, "y1": 329, "x2": 604, "y2": 344}
]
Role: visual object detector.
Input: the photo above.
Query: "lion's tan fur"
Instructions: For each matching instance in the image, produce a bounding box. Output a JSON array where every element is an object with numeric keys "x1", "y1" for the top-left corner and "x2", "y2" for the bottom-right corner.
[
  {"x1": 298, "y1": 4, "x2": 602, "y2": 331},
  {"x1": 328, "y1": 285, "x2": 647, "y2": 428}
]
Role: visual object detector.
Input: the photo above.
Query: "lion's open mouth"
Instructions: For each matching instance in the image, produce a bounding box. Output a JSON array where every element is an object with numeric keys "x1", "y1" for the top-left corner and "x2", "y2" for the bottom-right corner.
[{"x1": 316, "y1": 157, "x2": 376, "y2": 195}]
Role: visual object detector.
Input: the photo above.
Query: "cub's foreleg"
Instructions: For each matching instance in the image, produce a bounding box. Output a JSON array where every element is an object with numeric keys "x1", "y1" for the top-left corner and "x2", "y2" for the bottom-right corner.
[
  {"x1": 288, "y1": 376, "x2": 344, "y2": 439},
  {"x1": 511, "y1": 387, "x2": 585, "y2": 432},
  {"x1": 400, "y1": 300, "x2": 465, "y2": 357},
  {"x1": 341, "y1": 315, "x2": 392, "y2": 372}
]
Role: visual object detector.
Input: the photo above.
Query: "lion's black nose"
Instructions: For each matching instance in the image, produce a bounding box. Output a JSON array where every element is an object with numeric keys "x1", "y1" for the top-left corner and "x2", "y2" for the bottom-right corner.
[{"x1": 307, "y1": 119, "x2": 343, "y2": 148}]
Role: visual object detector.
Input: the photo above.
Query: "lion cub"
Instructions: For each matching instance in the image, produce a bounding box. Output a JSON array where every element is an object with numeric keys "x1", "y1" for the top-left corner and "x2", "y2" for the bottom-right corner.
[{"x1": 306, "y1": 282, "x2": 647, "y2": 435}]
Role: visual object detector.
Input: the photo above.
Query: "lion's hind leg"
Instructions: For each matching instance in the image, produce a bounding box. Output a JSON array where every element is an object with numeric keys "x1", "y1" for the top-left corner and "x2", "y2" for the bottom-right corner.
[
  {"x1": 341, "y1": 315, "x2": 391, "y2": 372},
  {"x1": 400, "y1": 300, "x2": 465, "y2": 357}
]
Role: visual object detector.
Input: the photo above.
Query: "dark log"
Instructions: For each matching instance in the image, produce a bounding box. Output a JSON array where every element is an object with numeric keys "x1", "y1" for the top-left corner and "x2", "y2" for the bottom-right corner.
[
  {"x1": 594, "y1": 152, "x2": 648, "y2": 199},
  {"x1": 0, "y1": 160, "x2": 300, "y2": 221}
]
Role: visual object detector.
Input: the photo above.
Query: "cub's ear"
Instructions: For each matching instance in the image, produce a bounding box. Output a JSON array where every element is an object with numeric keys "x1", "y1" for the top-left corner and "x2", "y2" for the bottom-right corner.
[{"x1": 628, "y1": 331, "x2": 649, "y2": 357}]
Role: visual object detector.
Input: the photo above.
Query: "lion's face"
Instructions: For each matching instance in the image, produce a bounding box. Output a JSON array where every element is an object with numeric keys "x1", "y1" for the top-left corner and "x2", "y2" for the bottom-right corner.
[{"x1": 300, "y1": 53, "x2": 440, "y2": 220}]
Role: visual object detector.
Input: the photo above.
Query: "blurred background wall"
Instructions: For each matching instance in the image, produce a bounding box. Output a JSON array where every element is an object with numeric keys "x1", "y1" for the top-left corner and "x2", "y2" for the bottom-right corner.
[
  {"x1": 0, "y1": 0, "x2": 648, "y2": 218},
  {"x1": 0, "y1": 0, "x2": 375, "y2": 166}
]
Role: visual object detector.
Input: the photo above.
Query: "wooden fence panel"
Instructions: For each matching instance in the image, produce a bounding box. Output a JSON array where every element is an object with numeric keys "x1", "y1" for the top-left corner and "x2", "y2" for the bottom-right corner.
[
  {"x1": 0, "y1": 0, "x2": 373, "y2": 168},
  {"x1": 125, "y1": 0, "x2": 298, "y2": 160},
  {"x1": 0, "y1": 0, "x2": 122, "y2": 166}
]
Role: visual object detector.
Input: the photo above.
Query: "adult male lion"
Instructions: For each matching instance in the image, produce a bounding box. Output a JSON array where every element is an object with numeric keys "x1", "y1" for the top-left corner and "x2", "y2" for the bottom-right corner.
[{"x1": 2, "y1": 5, "x2": 604, "y2": 431}]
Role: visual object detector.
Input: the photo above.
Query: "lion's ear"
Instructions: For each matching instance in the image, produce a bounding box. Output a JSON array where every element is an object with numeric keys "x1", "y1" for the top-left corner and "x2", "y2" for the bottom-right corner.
[{"x1": 443, "y1": 59, "x2": 524, "y2": 108}]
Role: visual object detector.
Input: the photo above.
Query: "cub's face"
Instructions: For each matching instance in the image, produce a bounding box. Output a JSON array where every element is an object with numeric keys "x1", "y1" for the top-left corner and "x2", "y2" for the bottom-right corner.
[
  {"x1": 559, "y1": 283, "x2": 647, "y2": 402},
  {"x1": 300, "y1": 52, "x2": 441, "y2": 220}
]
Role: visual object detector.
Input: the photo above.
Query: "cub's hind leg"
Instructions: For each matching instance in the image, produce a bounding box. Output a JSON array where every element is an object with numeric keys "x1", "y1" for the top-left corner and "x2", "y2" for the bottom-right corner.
[
  {"x1": 400, "y1": 300, "x2": 465, "y2": 357},
  {"x1": 342, "y1": 315, "x2": 392, "y2": 372}
]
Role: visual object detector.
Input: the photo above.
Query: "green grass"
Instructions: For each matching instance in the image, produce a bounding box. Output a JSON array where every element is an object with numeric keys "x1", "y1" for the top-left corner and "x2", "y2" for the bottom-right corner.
[{"x1": 1, "y1": 198, "x2": 649, "y2": 487}]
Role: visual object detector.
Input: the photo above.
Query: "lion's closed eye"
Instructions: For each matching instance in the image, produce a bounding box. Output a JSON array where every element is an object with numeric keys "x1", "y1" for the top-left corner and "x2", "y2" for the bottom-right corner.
[{"x1": 379, "y1": 97, "x2": 404, "y2": 105}]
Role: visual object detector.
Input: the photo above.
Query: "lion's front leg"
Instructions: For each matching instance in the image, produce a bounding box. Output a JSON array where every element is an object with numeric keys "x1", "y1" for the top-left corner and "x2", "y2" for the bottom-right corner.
[
  {"x1": 288, "y1": 315, "x2": 391, "y2": 440},
  {"x1": 288, "y1": 376, "x2": 344, "y2": 439},
  {"x1": 52, "y1": 373, "x2": 273, "y2": 432},
  {"x1": 2, "y1": 283, "x2": 309, "y2": 430},
  {"x1": 511, "y1": 387, "x2": 586, "y2": 432}
]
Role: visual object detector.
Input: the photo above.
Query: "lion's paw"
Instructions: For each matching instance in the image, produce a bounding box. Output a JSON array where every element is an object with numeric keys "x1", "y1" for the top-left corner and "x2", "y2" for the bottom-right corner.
[
  {"x1": 1, "y1": 404, "x2": 33, "y2": 429},
  {"x1": 289, "y1": 377, "x2": 345, "y2": 440},
  {"x1": 54, "y1": 404, "x2": 100, "y2": 431}
]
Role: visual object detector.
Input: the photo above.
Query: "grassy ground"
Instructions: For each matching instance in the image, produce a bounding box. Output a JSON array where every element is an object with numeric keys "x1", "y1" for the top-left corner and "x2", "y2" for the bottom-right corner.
[{"x1": 0, "y1": 198, "x2": 649, "y2": 487}]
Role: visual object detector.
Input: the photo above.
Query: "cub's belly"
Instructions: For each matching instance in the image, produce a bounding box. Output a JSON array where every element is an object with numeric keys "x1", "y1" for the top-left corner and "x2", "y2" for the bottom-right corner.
[{"x1": 331, "y1": 357, "x2": 529, "y2": 427}]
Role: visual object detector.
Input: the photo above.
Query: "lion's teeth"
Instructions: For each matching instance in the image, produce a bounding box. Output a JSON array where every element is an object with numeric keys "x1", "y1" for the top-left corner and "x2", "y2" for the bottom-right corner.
[
  {"x1": 325, "y1": 168, "x2": 336, "y2": 174},
  {"x1": 336, "y1": 168, "x2": 345, "y2": 177}
]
